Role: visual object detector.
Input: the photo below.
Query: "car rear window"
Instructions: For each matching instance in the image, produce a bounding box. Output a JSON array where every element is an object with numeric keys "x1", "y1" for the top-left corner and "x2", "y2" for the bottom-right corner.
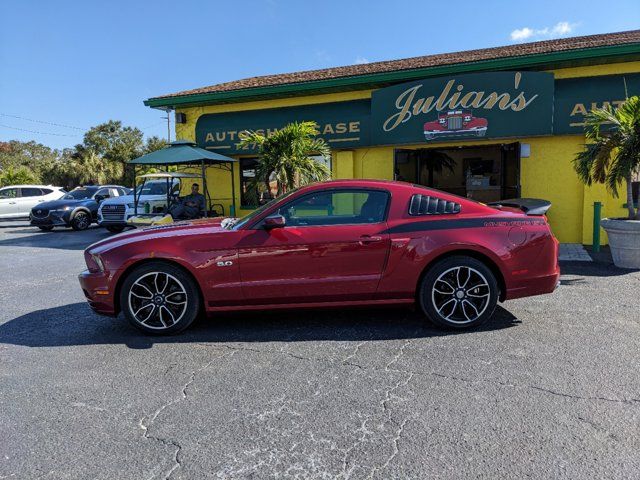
[{"x1": 409, "y1": 194, "x2": 461, "y2": 215}]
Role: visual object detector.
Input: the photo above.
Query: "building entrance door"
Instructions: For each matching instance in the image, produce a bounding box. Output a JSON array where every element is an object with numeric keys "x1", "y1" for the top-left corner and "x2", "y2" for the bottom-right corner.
[{"x1": 394, "y1": 143, "x2": 521, "y2": 203}]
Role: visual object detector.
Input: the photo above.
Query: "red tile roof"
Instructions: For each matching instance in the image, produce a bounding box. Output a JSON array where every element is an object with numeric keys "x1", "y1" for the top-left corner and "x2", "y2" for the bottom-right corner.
[{"x1": 153, "y1": 30, "x2": 640, "y2": 100}]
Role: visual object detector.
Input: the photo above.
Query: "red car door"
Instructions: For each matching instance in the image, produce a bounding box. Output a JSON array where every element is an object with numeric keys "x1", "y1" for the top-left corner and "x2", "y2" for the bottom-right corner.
[{"x1": 237, "y1": 189, "x2": 391, "y2": 305}]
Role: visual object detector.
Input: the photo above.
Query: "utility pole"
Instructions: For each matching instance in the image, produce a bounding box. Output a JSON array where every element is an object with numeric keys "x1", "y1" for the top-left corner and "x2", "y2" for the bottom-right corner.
[{"x1": 162, "y1": 108, "x2": 171, "y2": 143}]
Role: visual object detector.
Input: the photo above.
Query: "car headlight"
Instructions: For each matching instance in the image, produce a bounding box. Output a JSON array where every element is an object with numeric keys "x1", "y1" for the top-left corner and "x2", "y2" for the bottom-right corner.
[
  {"x1": 126, "y1": 203, "x2": 137, "y2": 209},
  {"x1": 51, "y1": 207, "x2": 72, "y2": 213},
  {"x1": 92, "y1": 254, "x2": 105, "y2": 272}
]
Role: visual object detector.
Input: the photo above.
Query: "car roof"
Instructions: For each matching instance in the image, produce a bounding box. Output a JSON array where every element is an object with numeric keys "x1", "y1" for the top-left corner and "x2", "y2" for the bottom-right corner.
[
  {"x1": 303, "y1": 179, "x2": 418, "y2": 191},
  {"x1": 0, "y1": 184, "x2": 63, "y2": 189}
]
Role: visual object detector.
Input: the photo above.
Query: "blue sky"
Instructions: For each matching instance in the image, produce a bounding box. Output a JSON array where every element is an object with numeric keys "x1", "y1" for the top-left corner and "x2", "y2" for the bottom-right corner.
[{"x1": 1, "y1": 0, "x2": 638, "y2": 150}]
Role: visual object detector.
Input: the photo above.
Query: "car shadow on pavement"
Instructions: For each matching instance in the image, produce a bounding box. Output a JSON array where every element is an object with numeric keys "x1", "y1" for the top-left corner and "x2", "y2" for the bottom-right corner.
[
  {"x1": 0, "y1": 227, "x2": 111, "y2": 251},
  {"x1": 560, "y1": 260, "x2": 639, "y2": 278},
  {"x1": 0, "y1": 302, "x2": 520, "y2": 349}
]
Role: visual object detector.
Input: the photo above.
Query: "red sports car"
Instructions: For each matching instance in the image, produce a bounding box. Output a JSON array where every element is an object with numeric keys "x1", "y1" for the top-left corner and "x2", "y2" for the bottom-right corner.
[{"x1": 79, "y1": 180, "x2": 559, "y2": 334}]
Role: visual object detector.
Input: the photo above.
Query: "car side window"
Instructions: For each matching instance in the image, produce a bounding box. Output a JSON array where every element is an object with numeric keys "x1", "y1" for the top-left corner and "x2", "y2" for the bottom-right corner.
[
  {"x1": 20, "y1": 187, "x2": 43, "y2": 197},
  {"x1": 109, "y1": 188, "x2": 120, "y2": 197},
  {"x1": 41, "y1": 188, "x2": 53, "y2": 195},
  {"x1": 276, "y1": 189, "x2": 389, "y2": 227},
  {"x1": 94, "y1": 188, "x2": 110, "y2": 198},
  {"x1": 0, "y1": 188, "x2": 19, "y2": 199}
]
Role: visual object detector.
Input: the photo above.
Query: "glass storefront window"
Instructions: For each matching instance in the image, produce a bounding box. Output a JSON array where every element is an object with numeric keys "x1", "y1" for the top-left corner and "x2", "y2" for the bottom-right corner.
[{"x1": 240, "y1": 155, "x2": 332, "y2": 208}]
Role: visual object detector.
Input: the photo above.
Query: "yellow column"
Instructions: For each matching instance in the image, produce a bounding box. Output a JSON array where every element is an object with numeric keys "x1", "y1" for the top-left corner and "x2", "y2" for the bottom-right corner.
[{"x1": 335, "y1": 150, "x2": 355, "y2": 179}]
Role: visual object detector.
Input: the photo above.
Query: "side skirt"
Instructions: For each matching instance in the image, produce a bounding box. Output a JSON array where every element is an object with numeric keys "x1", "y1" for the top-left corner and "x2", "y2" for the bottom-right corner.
[{"x1": 206, "y1": 298, "x2": 415, "y2": 313}]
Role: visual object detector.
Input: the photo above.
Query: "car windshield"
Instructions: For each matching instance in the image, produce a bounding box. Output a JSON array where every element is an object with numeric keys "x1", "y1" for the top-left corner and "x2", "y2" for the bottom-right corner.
[
  {"x1": 228, "y1": 188, "x2": 300, "y2": 230},
  {"x1": 62, "y1": 188, "x2": 94, "y2": 200},
  {"x1": 134, "y1": 181, "x2": 176, "y2": 196}
]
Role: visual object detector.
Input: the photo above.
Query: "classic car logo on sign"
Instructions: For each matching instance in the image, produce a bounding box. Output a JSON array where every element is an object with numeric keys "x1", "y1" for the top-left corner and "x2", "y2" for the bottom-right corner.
[{"x1": 423, "y1": 110, "x2": 488, "y2": 141}]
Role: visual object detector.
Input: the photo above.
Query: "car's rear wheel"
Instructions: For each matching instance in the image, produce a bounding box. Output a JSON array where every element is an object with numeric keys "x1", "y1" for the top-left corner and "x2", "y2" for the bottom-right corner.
[
  {"x1": 119, "y1": 262, "x2": 200, "y2": 335},
  {"x1": 419, "y1": 256, "x2": 498, "y2": 329},
  {"x1": 106, "y1": 225, "x2": 125, "y2": 233},
  {"x1": 37, "y1": 226, "x2": 54, "y2": 231},
  {"x1": 71, "y1": 211, "x2": 91, "y2": 231}
]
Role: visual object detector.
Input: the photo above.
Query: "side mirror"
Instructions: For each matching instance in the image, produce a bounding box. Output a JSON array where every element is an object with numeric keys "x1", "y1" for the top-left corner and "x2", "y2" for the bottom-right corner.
[
  {"x1": 95, "y1": 194, "x2": 109, "y2": 202},
  {"x1": 263, "y1": 214, "x2": 286, "y2": 229}
]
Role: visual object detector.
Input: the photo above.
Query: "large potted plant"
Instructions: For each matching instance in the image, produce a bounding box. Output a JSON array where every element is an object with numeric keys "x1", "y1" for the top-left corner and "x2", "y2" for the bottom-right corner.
[{"x1": 573, "y1": 95, "x2": 640, "y2": 269}]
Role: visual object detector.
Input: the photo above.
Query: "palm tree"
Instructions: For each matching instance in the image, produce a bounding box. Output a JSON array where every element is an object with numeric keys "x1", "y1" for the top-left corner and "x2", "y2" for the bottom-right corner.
[
  {"x1": 72, "y1": 149, "x2": 123, "y2": 185},
  {"x1": 239, "y1": 121, "x2": 331, "y2": 197},
  {"x1": 573, "y1": 96, "x2": 640, "y2": 220},
  {"x1": 0, "y1": 166, "x2": 38, "y2": 186}
]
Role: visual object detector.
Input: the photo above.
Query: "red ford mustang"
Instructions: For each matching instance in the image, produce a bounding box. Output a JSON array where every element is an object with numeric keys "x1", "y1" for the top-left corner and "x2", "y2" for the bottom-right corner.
[{"x1": 79, "y1": 180, "x2": 559, "y2": 335}]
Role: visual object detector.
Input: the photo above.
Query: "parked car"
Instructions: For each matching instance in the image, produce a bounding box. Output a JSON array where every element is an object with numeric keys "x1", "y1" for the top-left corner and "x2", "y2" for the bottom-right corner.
[
  {"x1": 79, "y1": 180, "x2": 560, "y2": 335},
  {"x1": 98, "y1": 180, "x2": 179, "y2": 233},
  {"x1": 423, "y1": 110, "x2": 488, "y2": 140},
  {"x1": 30, "y1": 185, "x2": 129, "y2": 231},
  {"x1": 0, "y1": 185, "x2": 65, "y2": 220}
]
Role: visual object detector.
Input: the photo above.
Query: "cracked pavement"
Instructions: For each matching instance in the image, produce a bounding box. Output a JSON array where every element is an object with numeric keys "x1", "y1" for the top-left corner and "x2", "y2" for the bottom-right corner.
[{"x1": 1, "y1": 223, "x2": 639, "y2": 479}]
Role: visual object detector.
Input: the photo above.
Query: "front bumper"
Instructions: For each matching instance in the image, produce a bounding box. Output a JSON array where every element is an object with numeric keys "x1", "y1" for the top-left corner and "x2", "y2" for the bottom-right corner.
[
  {"x1": 78, "y1": 269, "x2": 117, "y2": 316},
  {"x1": 30, "y1": 211, "x2": 70, "y2": 227}
]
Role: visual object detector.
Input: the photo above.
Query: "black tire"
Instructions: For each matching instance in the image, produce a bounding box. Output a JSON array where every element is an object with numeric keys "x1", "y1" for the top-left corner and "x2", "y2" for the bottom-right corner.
[
  {"x1": 119, "y1": 261, "x2": 201, "y2": 335},
  {"x1": 71, "y1": 211, "x2": 91, "y2": 231},
  {"x1": 37, "y1": 226, "x2": 54, "y2": 231},
  {"x1": 106, "y1": 225, "x2": 125, "y2": 233},
  {"x1": 419, "y1": 255, "x2": 498, "y2": 329}
]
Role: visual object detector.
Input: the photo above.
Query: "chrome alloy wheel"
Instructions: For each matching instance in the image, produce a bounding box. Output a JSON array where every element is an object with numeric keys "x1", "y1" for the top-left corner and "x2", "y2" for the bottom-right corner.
[
  {"x1": 431, "y1": 266, "x2": 491, "y2": 324},
  {"x1": 127, "y1": 272, "x2": 188, "y2": 330}
]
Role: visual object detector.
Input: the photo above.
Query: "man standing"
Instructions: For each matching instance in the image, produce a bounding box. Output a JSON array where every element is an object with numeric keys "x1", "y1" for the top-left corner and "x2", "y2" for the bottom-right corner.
[{"x1": 169, "y1": 183, "x2": 206, "y2": 219}]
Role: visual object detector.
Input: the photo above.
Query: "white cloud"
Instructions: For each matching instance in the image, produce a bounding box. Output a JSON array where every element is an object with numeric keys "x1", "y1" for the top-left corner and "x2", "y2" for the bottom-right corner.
[
  {"x1": 510, "y1": 21, "x2": 577, "y2": 42},
  {"x1": 354, "y1": 56, "x2": 370, "y2": 65}
]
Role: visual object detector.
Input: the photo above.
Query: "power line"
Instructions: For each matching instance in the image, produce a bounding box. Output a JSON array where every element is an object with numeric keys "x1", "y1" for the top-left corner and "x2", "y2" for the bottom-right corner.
[
  {"x1": 0, "y1": 113, "x2": 86, "y2": 131},
  {"x1": 0, "y1": 123, "x2": 82, "y2": 137}
]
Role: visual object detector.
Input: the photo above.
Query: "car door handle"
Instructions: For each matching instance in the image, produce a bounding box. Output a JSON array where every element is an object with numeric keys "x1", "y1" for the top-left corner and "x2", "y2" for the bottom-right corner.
[{"x1": 358, "y1": 235, "x2": 383, "y2": 244}]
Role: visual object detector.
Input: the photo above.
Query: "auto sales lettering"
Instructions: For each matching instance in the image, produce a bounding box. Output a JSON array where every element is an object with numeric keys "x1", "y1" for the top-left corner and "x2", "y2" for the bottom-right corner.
[{"x1": 371, "y1": 72, "x2": 554, "y2": 144}]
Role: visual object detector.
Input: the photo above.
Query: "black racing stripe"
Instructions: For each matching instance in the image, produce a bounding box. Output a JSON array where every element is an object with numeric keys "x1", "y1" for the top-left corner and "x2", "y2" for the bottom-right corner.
[{"x1": 382, "y1": 217, "x2": 546, "y2": 234}]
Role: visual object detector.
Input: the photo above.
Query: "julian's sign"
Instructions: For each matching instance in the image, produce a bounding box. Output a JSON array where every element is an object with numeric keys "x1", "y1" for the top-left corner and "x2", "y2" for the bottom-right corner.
[{"x1": 371, "y1": 72, "x2": 554, "y2": 144}]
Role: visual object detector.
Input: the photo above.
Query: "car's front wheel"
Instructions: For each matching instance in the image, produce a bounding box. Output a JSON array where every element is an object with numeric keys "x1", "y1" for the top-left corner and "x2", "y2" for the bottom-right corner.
[
  {"x1": 71, "y1": 211, "x2": 91, "y2": 231},
  {"x1": 119, "y1": 262, "x2": 201, "y2": 335},
  {"x1": 419, "y1": 256, "x2": 498, "y2": 329}
]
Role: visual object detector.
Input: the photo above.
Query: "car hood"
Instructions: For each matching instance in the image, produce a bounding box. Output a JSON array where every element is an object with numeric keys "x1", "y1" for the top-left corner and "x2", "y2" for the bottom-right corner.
[
  {"x1": 87, "y1": 217, "x2": 230, "y2": 254},
  {"x1": 34, "y1": 198, "x2": 94, "y2": 210}
]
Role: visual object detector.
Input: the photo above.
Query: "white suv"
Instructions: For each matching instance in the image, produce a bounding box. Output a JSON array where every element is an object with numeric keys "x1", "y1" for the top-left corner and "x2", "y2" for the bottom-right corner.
[
  {"x1": 0, "y1": 185, "x2": 65, "y2": 219},
  {"x1": 98, "y1": 180, "x2": 178, "y2": 232}
]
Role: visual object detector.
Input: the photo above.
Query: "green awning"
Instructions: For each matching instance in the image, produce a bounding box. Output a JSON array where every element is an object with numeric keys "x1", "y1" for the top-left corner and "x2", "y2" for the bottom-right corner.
[{"x1": 128, "y1": 140, "x2": 236, "y2": 165}]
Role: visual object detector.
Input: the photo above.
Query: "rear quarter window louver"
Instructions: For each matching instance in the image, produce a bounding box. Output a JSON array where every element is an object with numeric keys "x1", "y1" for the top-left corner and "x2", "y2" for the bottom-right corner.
[{"x1": 409, "y1": 194, "x2": 461, "y2": 215}]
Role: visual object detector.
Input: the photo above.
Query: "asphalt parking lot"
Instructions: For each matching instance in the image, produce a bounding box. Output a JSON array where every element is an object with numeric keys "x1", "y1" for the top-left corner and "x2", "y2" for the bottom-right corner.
[{"x1": 1, "y1": 221, "x2": 639, "y2": 479}]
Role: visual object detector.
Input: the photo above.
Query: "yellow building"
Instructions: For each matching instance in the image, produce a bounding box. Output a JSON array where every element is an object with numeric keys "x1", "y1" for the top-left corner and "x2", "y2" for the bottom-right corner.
[{"x1": 144, "y1": 30, "x2": 640, "y2": 244}]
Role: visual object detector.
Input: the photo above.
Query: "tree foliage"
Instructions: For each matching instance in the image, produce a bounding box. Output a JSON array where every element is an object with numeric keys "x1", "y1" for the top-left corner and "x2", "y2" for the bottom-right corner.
[
  {"x1": 0, "y1": 165, "x2": 38, "y2": 186},
  {"x1": 573, "y1": 96, "x2": 640, "y2": 219},
  {"x1": 239, "y1": 121, "x2": 331, "y2": 198},
  {"x1": 0, "y1": 121, "x2": 168, "y2": 188}
]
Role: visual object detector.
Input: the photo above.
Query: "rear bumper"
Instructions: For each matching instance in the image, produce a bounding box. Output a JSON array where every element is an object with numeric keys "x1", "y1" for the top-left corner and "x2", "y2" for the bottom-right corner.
[
  {"x1": 78, "y1": 269, "x2": 117, "y2": 316},
  {"x1": 505, "y1": 266, "x2": 560, "y2": 300}
]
